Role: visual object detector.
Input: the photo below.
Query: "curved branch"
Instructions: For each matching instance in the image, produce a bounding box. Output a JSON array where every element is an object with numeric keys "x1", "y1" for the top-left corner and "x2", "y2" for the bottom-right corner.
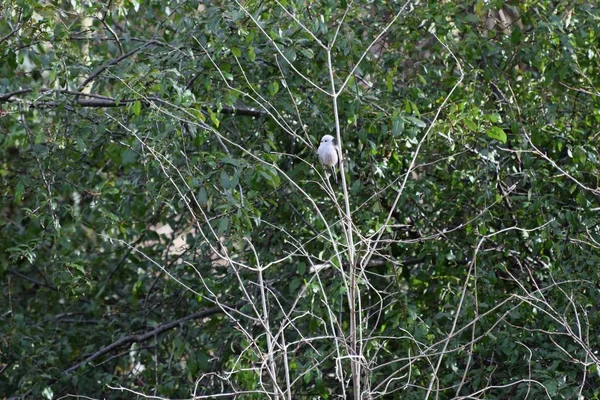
[
  {"x1": 77, "y1": 40, "x2": 158, "y2": 91},
  {"x1": 0, "y1": 7, "x2": 23, "y2": 46},
  {"x1": 6, "y1": 268, "x2": 57, "y2": 291},
  {"x1": 65, "y1": 301, "x2": 245, "y2": 374}
]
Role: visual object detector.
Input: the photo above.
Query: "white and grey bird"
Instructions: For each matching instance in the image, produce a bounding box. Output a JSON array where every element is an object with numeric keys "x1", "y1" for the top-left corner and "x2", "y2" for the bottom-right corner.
[{"x1": 318, "y1": 134, "x2": 339, "y2": 182}]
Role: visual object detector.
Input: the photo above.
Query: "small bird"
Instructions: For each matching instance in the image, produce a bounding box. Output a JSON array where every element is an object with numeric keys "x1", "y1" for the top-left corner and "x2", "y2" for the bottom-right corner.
[{"x1": 318, "y1": 134, "x2": 339, "y2": 182}]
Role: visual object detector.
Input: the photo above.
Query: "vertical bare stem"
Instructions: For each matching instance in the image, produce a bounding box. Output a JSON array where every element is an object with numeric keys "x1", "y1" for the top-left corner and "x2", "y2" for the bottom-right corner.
[
  {"x1": 257, "y1": 264, "x2": 280, "y2": 398},
  {"x1": 326, "y1": 48, "x2": 359, "y2": 399}
]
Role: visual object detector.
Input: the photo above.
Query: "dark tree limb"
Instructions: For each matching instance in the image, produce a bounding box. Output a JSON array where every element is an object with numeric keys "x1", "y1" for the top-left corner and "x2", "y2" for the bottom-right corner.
[
  {"x1": 0, "y1": 7, "x2": 23, "y2": 46},
  {"x1": 0, "y1": 88, "x2": 265, "y2": 117},
  {"x1": 65, "y1": 301, "x2": 245, "y2": 374},
  {"x1": 6, "y1": 268, "x2": 58, "y2": 291},
  {"x1": 77, "y1": 40, "x2": 158, "y2": 91}
]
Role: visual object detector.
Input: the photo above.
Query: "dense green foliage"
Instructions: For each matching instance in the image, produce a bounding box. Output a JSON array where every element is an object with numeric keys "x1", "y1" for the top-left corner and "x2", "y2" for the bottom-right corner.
[{"x1": 2, "y1": 0, "x2": 600, "y2": 398}]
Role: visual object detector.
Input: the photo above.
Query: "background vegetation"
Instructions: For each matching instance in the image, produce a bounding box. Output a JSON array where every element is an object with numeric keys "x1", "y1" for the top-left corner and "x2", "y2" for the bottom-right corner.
[{"x1": 2, "y1": 0, "x2": 600, "y2": 398}]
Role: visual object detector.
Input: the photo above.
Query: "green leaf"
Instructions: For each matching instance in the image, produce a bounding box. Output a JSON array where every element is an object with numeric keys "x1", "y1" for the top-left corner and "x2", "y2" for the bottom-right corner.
[
  {"x1": 248, "y1": 46, "x2": 256, "y2": 62},
  {"x1": 283, "y1": 48, "x2": 296, "y2": 62},
  {"x1": 486, "y1": 126, "x2": 507, "y2": 143},
  {"x1": 172, "y1": 336, "x2": 185, "y2": 360},
  {"x1": 300, "y1": 48, "x2": 314, "y2": 59},
  {"x1": 190, "y1": 108, "x2": 206, "y2": 122},
  {"x1": 404, "y1": 100, "x2": 420, "y2": 116},
  {"x1": 197, "y1": 186, "x2": 208, "y2": 206},
  {"x1": 259, "y1": 166, "x2": 281, "y2": 188},
  {"x1": 231, "y1": 47, "x2": 241, "y2": 57},
  {"x1": 405, "y1": 116, "x2": 427, "y2": 128},
  {"x1": 268, "y1": 81, "x2": 279, "y2": 96},
  {"x1": 221, "y1": 156, "x2": 241, "y2": 166},
  {"x1": 68, "y1": 263, "x2": 85, "y2": 274},
  {"x1": 14, "y1": 181, "x2": 25, "y2": 204},
  {"x1": 464, "y1": 118, "x2": 477, "y2": 132},
  {"x1": 218, "y1": 217, "x2": 229, "y2": 234},
  {"x1": 464, "y1": 14, "x2": 480, "y2": 23},
  {"x1": 121, "y1": 148, "x2": 137, "y2": 165},
  {"x1": 487, "y1": 113, "x2": 501, "y2": 123},
  {"x1": 392, "y1": 117, "x2": 404, "y2": 137},
  {"x1": 289, "y1": 277, "x2": 301, "y2": 292},
  {"x1": 297, "y1": 262, "x2": 306, "y2": 275},
  {"x1": 210, "y1": 111, "x2": 220, "y2": 128},
  {"x1": 220, "y1": 171, "x2": 230, "y2": 189},
  {"x1": 132, "y1": 100, "x2": 142, "y2": 116}
]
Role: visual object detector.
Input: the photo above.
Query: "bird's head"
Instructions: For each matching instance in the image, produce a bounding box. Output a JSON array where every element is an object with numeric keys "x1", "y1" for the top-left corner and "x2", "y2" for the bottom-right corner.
[{"x1": 320, "y1": 135, "x2": 336, "y2": 145}]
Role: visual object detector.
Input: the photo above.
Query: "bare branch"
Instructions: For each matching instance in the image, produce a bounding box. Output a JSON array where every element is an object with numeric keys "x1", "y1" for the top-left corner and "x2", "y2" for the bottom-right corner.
[{"x1": 66, "y1": 302, "x2": 244, "y2": 374}]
